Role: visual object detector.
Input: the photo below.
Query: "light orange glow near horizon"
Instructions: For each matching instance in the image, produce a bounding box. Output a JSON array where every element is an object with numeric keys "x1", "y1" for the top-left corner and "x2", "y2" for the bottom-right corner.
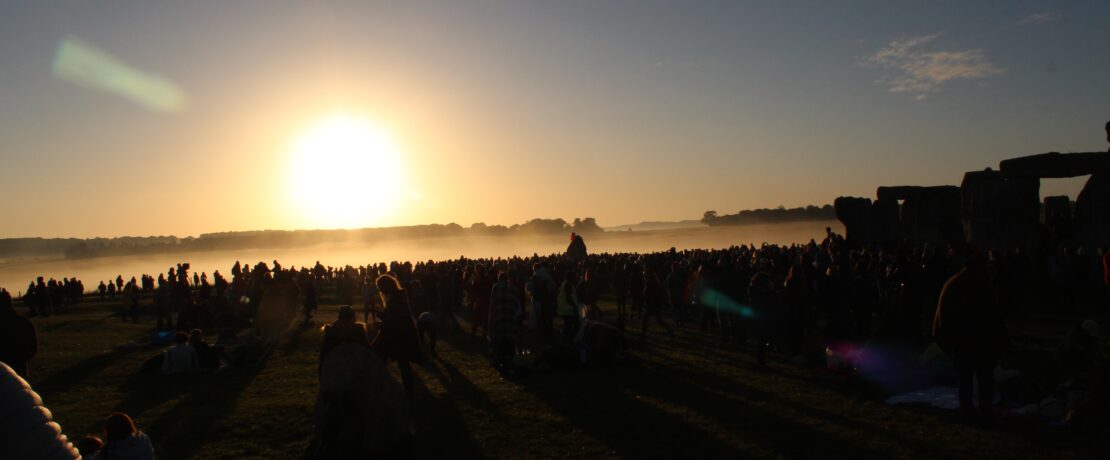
[{"x1": 286, "y1": 114, "x2": 409, "y2": 230}]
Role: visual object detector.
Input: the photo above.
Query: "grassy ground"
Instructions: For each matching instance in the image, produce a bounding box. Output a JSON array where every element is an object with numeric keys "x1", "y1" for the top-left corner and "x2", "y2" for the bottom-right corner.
[{"x1": 25, "y1": 298, "x2": 1109, "y2": 459}]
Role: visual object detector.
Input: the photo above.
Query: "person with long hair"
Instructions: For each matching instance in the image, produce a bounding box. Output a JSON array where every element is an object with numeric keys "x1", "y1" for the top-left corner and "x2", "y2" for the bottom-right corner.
[
  {"x1": 374, "y1": 274, "x2": 422, "y2": 401},
  {"x1": 91, "y1": 412, "x2": 153, "y2": 460}
]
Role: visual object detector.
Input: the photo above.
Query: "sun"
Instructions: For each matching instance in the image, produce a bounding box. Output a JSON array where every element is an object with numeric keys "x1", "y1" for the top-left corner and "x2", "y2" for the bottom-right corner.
[{"x1": 287, "y1": 114, "x2": 405, "y2": 229}]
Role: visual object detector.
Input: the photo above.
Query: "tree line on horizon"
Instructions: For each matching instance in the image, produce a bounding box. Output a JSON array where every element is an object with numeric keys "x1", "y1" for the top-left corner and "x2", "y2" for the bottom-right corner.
[
  {"x1": 0, "y1": 218, "x2": 607, "y2": 261},
  {"x1": 1, "y1": 205, "x2": 837, "y2": 261},
  {"x1": 701, "y1": 204, "x2": 835, "y2": 226}
]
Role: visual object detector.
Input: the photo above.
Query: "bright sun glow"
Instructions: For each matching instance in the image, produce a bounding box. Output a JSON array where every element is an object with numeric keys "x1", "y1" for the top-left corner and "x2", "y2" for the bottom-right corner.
[{"x1": 288, "y1": 114, "x2": 405, "y2": 229}]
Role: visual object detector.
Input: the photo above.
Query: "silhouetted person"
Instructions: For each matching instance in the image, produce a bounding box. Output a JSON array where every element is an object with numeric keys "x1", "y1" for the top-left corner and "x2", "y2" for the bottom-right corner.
[
  {"x1": 527, "y1": 263, "x2": 556, "y2": 335},
  {"x1": 319, "y1": 306, "x2": 371, "y2": 375},
  {"x1": 613, "y1": 262, "x2": 629, "y2": 319},
  {"x1": 34, "y1": 276, "x2": 51, "y2": 316},
  {"x1": 302, "y1": 280, "x2": 318, "y2": 322},
  {"x1": 91, "y1": 412, "x2": 153, "y2": 460},
  {"x1": 123, "y1": 282, "x2": 140, "y2": 322},
  {"x1": 1105, "y1": 120, "x2": 1109, "y2": 152},
  {"x1": 0, "y1": 362, "x2": 82, "y2": 458},
  {"x1": 749, "y1": 272, "x2": 776, "y2": 367},
  {"x1": 190, "y1": 329, "x2": 221, "y2": 370},
  {"x1": 933, "y1": 253, "x2": 1006, "y2": 421},
  {"x1": 153, "y1": 284, "x2": 171, "y2": 331},
  {"x1": 566, "y1": 232, "x2": 587, "y2": 263},
  {"x1": 417, "y1": 311, "x2": 439, "y2": 355},
  {"x1": 628, "y1": 265, "x2": 644, "y2": 319},
  {"x1": 489, "y1": 272, "x2": 522, "y2": 370},
  {"x1": 162, "y1": 331, "x2": 198, "y2": 374},
  {"x1": 665, "y1": 262, "x2": 687, "y2": 326},
  {"x1": 373, "y1": 275, "x2": 422, "y2": 401},
  {"x1": 641, "y1": 265, "x2": 675, "y2": 342},
  {"x1": 0, "y1": 289, "x2": 37, "y2": 379},
  {"x1": 78, "y1": 435, "x2": 104, "y2": 459},
  {"x1": 782, "y1": 266, "x2": 811, "y2": 361},
  {"x1": 361, "y1": 275, "x2": 379, "y2": 323},
  {"x1": 470, "y1": 268, "x2": 494, "y2": 338},
  {"x1": 557, "y1": 270, "x2": 581, "y2": 343}
]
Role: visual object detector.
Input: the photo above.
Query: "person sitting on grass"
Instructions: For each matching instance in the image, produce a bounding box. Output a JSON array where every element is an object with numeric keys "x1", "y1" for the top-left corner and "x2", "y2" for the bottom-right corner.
[
  {"x1": 161, "y1": 331, "x2": 198, "y2": 375},
  {"x1": 189, "y1": 329, "x2": 222, "y2": 370},
  {"x1": 319, "y1": 305, "x2": 371, "y2": 375},
  {"x1": 90, "y1": 412, "x2": 153, "y2": 460},
  {"x1": 77, "y1": 435, "x2": 104, "y2": 460}
]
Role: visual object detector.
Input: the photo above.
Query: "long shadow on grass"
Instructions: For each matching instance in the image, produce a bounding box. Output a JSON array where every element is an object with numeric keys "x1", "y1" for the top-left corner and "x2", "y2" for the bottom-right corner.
[
  {"x1": 93, "y1": 342, "x2": 272, "y2": 459},
  {"x1": 409, "y1": 376, "x2": 485, "y2": 459},
  {"x1": 428, "y1": 358, "x2": 504, "y2": 419},
  {"x1": 38, "y1": 318, "x2": 108, "y2": 333},
  {"x1": 282, "y1": 319, "x2": 315, "y2": 356},
  {"x1": 140, "y1": 364, "x2": 268, "y2": 460},
  {"x1": 649, "y1": 326, "x2": 1108, "y2": 458},
  {"x1": 514, "y1": 355, "x2": 888, "y2": 459},
  {"x1": 637, "y1": 358, "x2": 950, "y2": 458},
  {"x1": 32, "y1": 335, "x2": 155, "y2": 395}
]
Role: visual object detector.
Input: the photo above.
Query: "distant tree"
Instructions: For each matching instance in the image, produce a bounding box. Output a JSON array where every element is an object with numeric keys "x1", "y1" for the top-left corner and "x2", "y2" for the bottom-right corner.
[
  {"x1": 518, "y1": 218, "x2": 570, "y2": 234},
  {"x1": 571, "y1": 217, "x2": 604, "y2": 234},
  {"x1": 701, "y1": 210, "x2": 718, "y2": 224},
  {"x1": 707, "y1": 205, "x2": 835, "y2": 227}
]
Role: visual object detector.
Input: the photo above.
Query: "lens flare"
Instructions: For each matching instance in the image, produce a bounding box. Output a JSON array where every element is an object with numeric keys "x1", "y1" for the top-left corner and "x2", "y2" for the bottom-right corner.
[{"x1": 52, "y1": 36, "x2": 187, "y2": 113}]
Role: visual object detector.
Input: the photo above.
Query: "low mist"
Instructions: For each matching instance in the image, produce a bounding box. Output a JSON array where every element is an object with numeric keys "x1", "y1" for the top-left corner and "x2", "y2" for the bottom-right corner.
[{"x1": 0, "y1": 221, "x2": 841, "y2": 294}]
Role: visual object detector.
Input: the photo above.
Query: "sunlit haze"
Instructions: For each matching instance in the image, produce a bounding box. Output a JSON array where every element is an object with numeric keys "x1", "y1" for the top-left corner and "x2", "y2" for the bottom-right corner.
[
  {"x1": 287, "y1": 114, "x2": 407, "y2": 229},
  {"x1": 2, "y1": 1, "x2": 1108, "y2": 238}
]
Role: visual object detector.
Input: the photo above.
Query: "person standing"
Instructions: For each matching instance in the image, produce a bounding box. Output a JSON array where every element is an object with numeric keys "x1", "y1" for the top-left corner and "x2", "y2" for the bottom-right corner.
[
  {"x1": 361, "y1": 273, "x2": 379, "y2": 324},
  {"x1": 641, "y1": 264, "x2": 676, "y2": 342},
  {"x1": 666, "y1": 262, "x2": 687, "y2": 326},
  {"x1": 1105, "y1": 120, "x2": 1109, "y2": 152},
  {"x1": 373, "y1": 274, "x2": 422, "y2": 401},
  {"x1": 527, "y1": 263, "x2": 557, "y2": 335},
  {"x1": 557, "y1": 270, "x2": 582, "y2": 343},
  {"x1": 302, "y1": 278, "x2": 318, "y2": 322},
  {"x1": 933, "y1": 253, "x2": 1006, "y2": 421},
  {"x1": 0, "y1": 289, "x2": 37, "y2": 379},
  {"x1": 489, "y1": 272, "x2": 522, "y2": 370}
]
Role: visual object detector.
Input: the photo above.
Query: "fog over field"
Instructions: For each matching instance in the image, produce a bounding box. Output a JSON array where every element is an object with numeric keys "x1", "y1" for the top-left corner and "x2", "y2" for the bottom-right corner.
[{"x1": 0, "y1": 221, "x2": 841, "y2": 294}]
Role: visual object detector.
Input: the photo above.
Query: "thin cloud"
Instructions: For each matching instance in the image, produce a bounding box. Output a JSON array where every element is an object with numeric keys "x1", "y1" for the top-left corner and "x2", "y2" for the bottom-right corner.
[
  {"x1": 1017, "y1": 12, "x2": 1057, "y2": 26},
  {"x1": 861, "y1": 34, "x2": 1005, "y2": 98}
]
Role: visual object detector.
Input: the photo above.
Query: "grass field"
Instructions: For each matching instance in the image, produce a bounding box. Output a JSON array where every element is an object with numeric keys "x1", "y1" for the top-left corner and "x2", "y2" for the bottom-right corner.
[{"x1": 24, "y1": 297, "x2": 1109, "y2": 459}]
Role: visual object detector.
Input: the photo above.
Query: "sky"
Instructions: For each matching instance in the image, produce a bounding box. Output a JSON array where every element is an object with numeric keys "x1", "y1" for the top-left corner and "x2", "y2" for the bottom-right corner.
[{"x1": 1, "y1": 1, "x2": 1108, "y2": 238}]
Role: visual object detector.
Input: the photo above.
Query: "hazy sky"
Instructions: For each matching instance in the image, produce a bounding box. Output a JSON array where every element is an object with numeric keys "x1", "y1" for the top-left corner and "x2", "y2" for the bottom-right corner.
[{"x1": 2, "y1": 1, "x2": 1108, "y2": 238}]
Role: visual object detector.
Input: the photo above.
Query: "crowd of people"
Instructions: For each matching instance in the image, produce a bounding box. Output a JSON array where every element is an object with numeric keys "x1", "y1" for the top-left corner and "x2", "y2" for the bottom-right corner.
[{"x1": 2, "y1": 223, "x2": 1110, "y2": 456}]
